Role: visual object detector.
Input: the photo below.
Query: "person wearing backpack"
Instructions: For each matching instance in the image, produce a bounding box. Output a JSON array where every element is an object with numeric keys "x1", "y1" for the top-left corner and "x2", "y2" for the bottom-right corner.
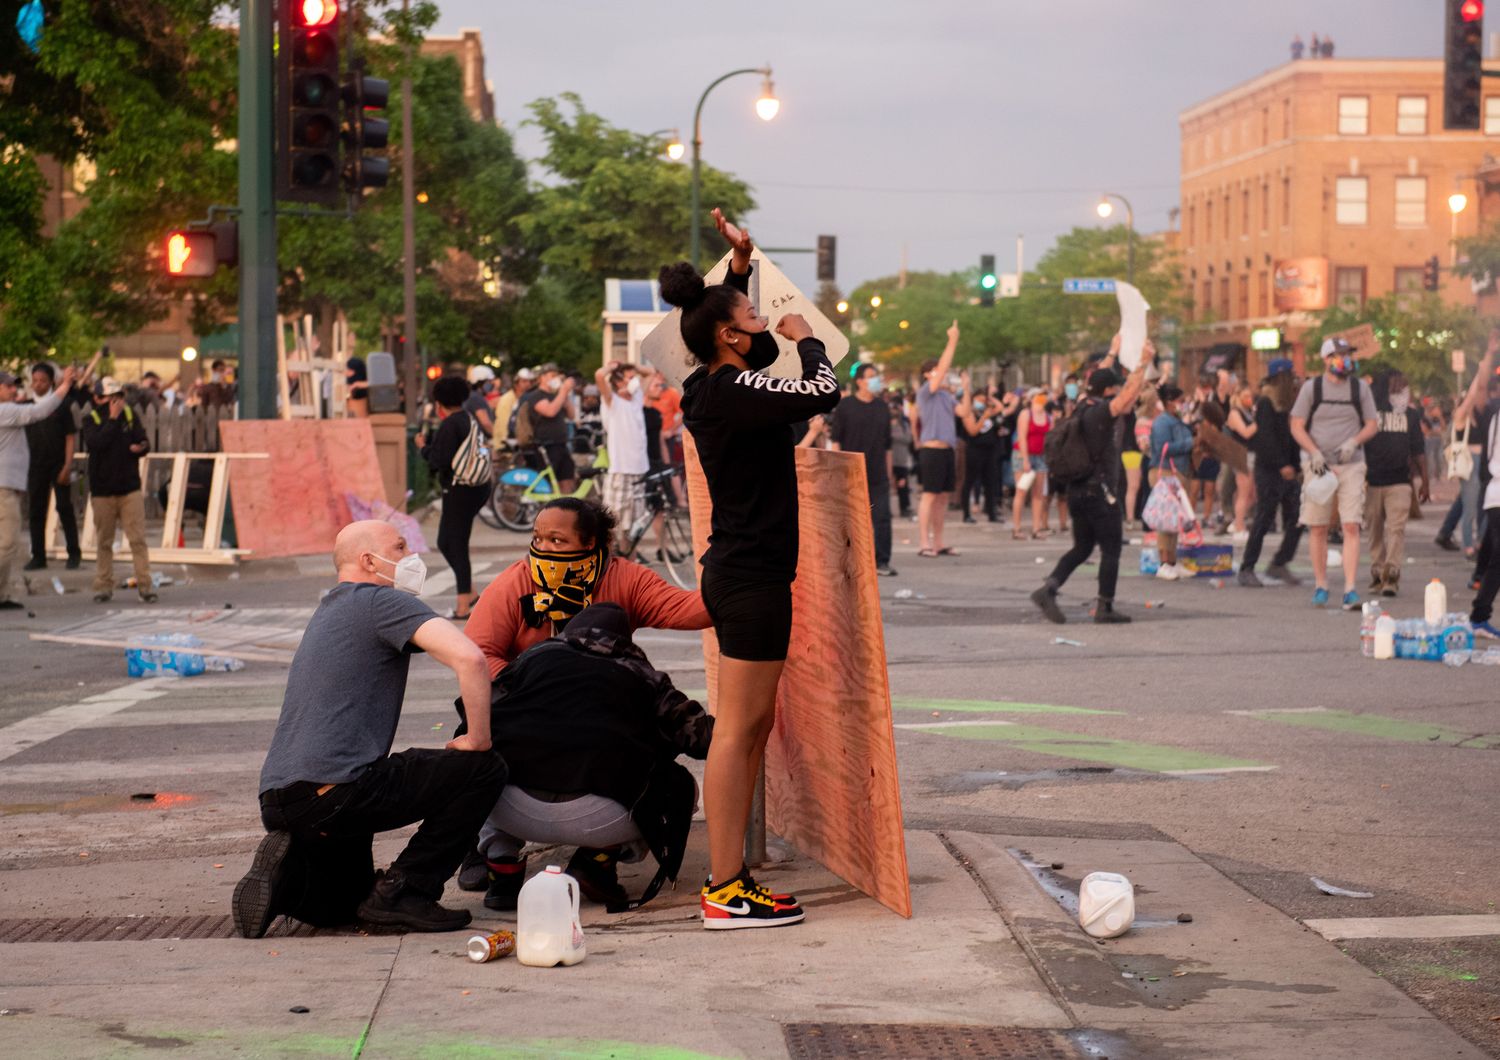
[
  {"x1": 1031, "y1": 337, "x2": 1155, "y2": 625},
  {"x1": 420, "y1": 375, "x2": 493, "y2": 620},
  {"x1": 1289, "y1": 337, "x2": 1379, "y2": 610}
]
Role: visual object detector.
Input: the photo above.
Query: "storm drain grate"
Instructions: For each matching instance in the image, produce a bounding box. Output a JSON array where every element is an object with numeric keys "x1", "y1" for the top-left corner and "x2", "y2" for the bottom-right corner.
[
  {"x1": 0, "y1": 915, "x2": 343, "y2": 943},
  {"x1": 783, "y1": 1023, "x2": 1082, "y2": 1059}
]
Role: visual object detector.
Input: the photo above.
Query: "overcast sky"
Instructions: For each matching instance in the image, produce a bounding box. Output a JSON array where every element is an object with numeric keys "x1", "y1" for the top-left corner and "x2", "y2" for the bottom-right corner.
[{"x1": 432, "y1": 0, "x2": 1445, "y2": 294}]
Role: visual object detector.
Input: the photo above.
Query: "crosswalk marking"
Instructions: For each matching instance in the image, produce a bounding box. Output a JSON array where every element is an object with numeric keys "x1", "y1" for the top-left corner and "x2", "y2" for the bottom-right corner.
[{"x1": 0, "y1": 679, "x2": 178, "y2": 764}]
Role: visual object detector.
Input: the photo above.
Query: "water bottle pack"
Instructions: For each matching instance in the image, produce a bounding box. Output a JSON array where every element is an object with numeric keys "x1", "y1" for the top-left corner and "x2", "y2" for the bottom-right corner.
[
  {"x1": 1361, "y1": 598, "x2": 1478, "y2": 665},
  {"x1": 124, "y1": 634, "x2": 246, "y2": 678}
]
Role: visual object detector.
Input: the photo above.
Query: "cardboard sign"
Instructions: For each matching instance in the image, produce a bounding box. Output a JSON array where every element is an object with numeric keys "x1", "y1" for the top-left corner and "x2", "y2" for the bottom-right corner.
[
  {"x1": 1115, "y1": 281, "x2": 1152, "y2": 371},
  {"x1": 1328, "y1": 323, "x2": 1380, "y2": 361},
  {"x1": 639, "y1": 249, "x2": 850, "y2": 389}
]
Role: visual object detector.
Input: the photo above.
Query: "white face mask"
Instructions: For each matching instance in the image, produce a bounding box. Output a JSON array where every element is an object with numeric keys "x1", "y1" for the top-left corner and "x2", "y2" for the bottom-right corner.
[
  {"x1": 626, "y1": 375, "x2": 642, "y2": 396},
  {"x1": 373, "y1": 552, "x2": 427, "y2": 596},
  {"x1": 1390, "y1": 391, "x2": 1410, "y2": 415}
]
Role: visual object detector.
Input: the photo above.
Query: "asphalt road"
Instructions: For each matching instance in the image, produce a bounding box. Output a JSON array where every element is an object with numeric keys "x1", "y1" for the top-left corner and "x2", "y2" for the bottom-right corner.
[{"x1": 2, "y1": 500, "x2": 1496, "y2": 1053}]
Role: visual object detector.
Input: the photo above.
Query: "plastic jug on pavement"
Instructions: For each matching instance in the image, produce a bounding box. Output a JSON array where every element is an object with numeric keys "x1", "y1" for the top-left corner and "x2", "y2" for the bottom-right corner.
[
  {"x1": 1425, "y1": 579, "x2": 1448, "y2": 626},
  {"x1": 1373, "y1": 615, "x2": 1396, "y2": 660},
  {"x1": 1078, "y1": 871, "x2": 1135, "y2": 939},
  {"x1": 516, "y1": 865, "x2": 586, "y2": 968}
]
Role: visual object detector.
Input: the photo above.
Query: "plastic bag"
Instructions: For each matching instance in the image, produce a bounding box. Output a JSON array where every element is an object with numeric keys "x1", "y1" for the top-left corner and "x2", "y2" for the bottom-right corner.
[{"x1": 1144, "y1": 474, "x2": 1195, "y2": 534}]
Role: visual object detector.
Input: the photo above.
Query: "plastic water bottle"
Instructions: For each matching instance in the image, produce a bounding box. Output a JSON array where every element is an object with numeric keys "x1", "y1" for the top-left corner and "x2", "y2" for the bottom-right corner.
[
  {"x1": 1078, "y1": 871, "x2": 1136, "y2": 939},
  {"x1": 1425, "y1": 579, "x2": 1448, "y2": 626},
  {"x1": 1360, "y1": 602, "x2": 1382, "y2": 657},
  {"x1": 1443, "y1": 651, "x2": 1469, "y2": 668},
  {"x1": 516, "y1": 865, "x2": 586, "y2": 968},
  {"x1": 124, "y1": 634, "x2": 207, "y2": 678}
]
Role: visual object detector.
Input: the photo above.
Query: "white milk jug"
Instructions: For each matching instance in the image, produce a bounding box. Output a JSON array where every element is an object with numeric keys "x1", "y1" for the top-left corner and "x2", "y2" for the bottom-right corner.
[
  {"x1": 1374, "y1": 614, "x2": 1397, "y2": 660},
  {"x1": 1425, "y1": 579, "x2": 1448, "y2": 626},
  {"x1": 1078, "y1": 871, "x2": 1135, "y2": 939},
  {"x1": 516, "y1": 865, "x2": 586, "y2": 967}
]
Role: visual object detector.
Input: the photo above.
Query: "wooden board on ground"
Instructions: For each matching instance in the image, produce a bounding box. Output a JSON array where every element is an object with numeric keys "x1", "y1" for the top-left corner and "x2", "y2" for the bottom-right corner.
[
  {"x1": 685, "y1": 435, "x2": 911, "y2": 918},
  {"x1": 1329, "y1": 322, "x2": 1380, "y2": 361},
  {"x1": 31, "y1": 607, "x2": 311, "y2": 664},
  {"x1": 220, "y1": 420, "x2": 387, "y2": 559}
]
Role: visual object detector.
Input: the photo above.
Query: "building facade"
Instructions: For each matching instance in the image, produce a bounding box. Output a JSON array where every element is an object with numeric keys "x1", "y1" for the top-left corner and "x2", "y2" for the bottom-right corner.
[{"x1": 1179, "y1": 58, "x2": 1499, "y2": 382}]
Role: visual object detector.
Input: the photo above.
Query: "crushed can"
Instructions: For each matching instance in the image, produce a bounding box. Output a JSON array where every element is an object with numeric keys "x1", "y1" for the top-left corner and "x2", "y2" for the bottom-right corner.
[{"x1": 466, "y1": 929, "x2": 517, "y2": 964}]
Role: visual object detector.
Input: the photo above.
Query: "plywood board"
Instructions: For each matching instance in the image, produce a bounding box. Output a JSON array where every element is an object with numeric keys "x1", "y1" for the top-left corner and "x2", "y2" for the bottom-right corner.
[
  {"x1": 220, "y1": 420, "x2": 388, "y2": 559},
  {"x1": 685, "y1": 435, "x2": 911, "y2": 917}
]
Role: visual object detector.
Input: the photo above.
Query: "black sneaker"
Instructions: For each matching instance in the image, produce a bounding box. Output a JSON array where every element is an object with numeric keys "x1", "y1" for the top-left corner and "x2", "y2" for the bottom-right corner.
[
  {"x1": 358, "y1": 873, "x2": 471, "y2": 932},
  {"x1": 1094, "y1": 600, "x2": 1132, "y2": 624},
  {"x1": 483, "y1": 856, "x2": 526, "y2": 912},
  {"x1": 66, "y1": 555, "x2": 82, "y2": 570},
  {"x1": 93, "y1": 591, "x2": 112, "y2": 604},
  {"x1": 701, "y1": 869, "x2": 804, "y2": 930},
  {"x1": 456, "y1": 845, "x2": 488, "y2": 892},
  {"x1": 1237, "y1": 570, "x2": 1263, "y2": 588},
  {"x1": 566, "y1": 847, "x2": 629, "y2": 908},
  {"x1": 232, "y1": 831, "x2": 297, "y2": 939},
  {"x1": 1030, "y1": 585, "x2": 1066, "y2": 625},
  {"x1": 1436, "y1": 535, "x2": 1460, "y2": 552},
  {"x1": 138, "y1": 589, "x2": 158, "y2": 604},
  {"x1": 23, "y1": 558, "x2": 45, "y2": 571},
  {"x1": 1265, "y1": 563, "x2": 1301, "y2": 586},
  {"x1": 876, "y1": 565, "x2": 898, "y2": 577}
]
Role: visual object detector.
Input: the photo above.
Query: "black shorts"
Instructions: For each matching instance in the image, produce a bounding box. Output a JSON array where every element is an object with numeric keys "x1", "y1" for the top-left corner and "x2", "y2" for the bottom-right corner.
[
  {"x1": 541, "y1": 442, "x2": 576, "y2": 483},
  {"x1": 917, "y1": 448, "x2": 956, "y2": 493},
  {"x1": 701, "y1": 566, "x2": 792, "y2": 662},
  {"x1": 1195, "y1": 457, "x2": 1221, "y2": 482}
]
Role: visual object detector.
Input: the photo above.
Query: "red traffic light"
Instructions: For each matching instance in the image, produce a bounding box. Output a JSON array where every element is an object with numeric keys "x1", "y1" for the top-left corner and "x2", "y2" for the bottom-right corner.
[
  {"x1": 1462, "y1": 0, "x2": 1483, "y2": 21},
  {"x1": 295, "y1": 0, "x2": 337, "y2": 27},
  {"x1": 165, "y1": 231, "x2": 217, "y2": 277},
  {"x1": 425, "y1": 365, "x2": 442, "y2": 380}
]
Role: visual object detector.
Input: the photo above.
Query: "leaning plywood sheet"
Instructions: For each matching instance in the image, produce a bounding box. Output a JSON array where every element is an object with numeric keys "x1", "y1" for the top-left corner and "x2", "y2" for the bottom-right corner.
[
  {"x1": 31, "y1": 607, "x2": 312, "y2": 664},
  {"x1": 685, "y1": 436, "x2": 911, "y2": 917},
  {"x1": 220, "y1": 420, "x2": 387, "y2": 558}
]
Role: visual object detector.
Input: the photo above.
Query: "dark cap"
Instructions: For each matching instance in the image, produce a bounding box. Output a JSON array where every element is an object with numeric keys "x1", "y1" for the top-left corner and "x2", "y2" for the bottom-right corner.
[
  {"x1": 1158, "y1": 384, "x2": 1185, "y2": 402},
  {"x1": 1086, "y1": 367, "x2": 1124, "y2": 396},
  {"x1": 1267, "y1": 357, "x2": 1294, "y2": 377}
]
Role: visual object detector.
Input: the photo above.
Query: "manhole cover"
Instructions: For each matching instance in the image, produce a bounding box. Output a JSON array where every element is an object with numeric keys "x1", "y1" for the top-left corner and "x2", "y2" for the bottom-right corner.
[
  {"x1": 0, "y1": 915, "x2": 341, "y2": 943},
  {"x1": 783, "y1": 1023, "x2": 1081, "y2": 1059}
]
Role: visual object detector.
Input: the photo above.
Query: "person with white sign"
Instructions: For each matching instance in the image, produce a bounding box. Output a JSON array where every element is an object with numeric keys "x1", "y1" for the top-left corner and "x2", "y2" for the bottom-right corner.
[{"x1": 659, "y1": 208, "x2": 840, "y2": 930}]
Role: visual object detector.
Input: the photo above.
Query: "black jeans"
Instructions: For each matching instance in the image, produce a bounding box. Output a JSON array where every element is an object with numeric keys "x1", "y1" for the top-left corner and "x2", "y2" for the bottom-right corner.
[
  {"x1": 259, "y1": 747, "x2": 507, "y2": 921},
  {"x1": 1471, "y1": 509, "x2": 1500, "y2": 625},
  {"x1": 1046, "y1": 484, "x2": 1123, "y2": 601},
  {"x1": 27, "y1": 462, "x2": 80, "y2": 562},
  {"x1": 436, "y1": 482, "x2": 491, "y2": 594},
  {"x1": 868, "y1": 476, "x2": 892, "y2": 566},
  {"x1": 893, "y1": 465, "x2": 912, "y2": 517},
  {"x1": 962, "y1": 442, "x2": 1001, "y2": 520},
  {"x1": 1241, "y1": 467, "x2": 1303, "y2": 573}
]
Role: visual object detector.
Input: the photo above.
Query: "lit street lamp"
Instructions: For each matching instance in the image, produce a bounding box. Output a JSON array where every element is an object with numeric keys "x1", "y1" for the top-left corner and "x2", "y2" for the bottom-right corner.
[
  {"x1": 1450, "y1": 191, "x2": 1469, "y2": 267},
  {"x1": 1095, "y1": 192, "x2": 1136, "y2": 286},
  {"x1": 649, "y1": 128, "x2": 686, "y2": 162},
  {"x1": 689, "y1": 66, "x2": 778, "y2": 267}
]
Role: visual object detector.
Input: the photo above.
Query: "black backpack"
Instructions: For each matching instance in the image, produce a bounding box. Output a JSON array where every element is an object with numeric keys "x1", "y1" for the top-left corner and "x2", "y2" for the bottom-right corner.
[
  {"x1": 1044, "y1": 407, "x2": 1096, "y2": 486},
  {"x1": 1305, "y1": 375, "x2": 1361, "y2": 433}
]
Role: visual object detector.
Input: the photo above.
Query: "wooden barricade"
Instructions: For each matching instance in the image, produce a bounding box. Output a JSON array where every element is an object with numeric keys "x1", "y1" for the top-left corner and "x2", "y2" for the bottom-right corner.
[
  {"x1": 685, "y1": 436, "x2": 912, "y2": 918},
  {"x1": 220, "y1": 419, "x2": 387, "y2": 558},
  {"x1": 277, "y1": 313, "x2": 349, "y2": 420}
]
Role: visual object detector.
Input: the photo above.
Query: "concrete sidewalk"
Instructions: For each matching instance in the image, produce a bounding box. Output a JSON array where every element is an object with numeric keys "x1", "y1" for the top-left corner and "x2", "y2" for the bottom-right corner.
[{"x1": 0, "y1": 818, "x2": 1482, "y2": 1058}]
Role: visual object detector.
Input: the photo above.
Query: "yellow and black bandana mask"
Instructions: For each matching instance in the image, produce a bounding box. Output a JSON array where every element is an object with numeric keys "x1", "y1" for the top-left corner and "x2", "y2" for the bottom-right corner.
[{"x1": 521, "y1": 544, "x2": 609, "y2": 630}]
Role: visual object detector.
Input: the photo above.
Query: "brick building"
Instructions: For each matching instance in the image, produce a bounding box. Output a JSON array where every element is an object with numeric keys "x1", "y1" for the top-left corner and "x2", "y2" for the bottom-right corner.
[{"x1": 1179, "y1": 57, "x2": 1500, "y2": 382}]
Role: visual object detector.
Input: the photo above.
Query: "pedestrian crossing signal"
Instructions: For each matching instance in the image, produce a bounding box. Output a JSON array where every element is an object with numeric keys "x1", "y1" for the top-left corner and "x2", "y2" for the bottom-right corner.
[{"x1": 165, "y1": 231, "x2": 217, "y2": 277}]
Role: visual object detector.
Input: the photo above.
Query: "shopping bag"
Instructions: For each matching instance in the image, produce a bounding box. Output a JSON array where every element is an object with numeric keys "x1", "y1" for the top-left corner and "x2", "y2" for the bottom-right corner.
[{"x1": 1143, "y1": 474, "x2": 1190, "y2": 533}]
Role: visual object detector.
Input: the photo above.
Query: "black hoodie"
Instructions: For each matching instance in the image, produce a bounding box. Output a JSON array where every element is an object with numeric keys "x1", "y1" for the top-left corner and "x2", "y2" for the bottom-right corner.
[{"x1": 681, "y1": 265, "x2": 841, "y2": 582}]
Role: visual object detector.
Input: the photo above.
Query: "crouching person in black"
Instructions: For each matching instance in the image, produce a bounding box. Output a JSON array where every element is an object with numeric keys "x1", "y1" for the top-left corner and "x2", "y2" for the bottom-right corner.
[
  {"x1": 233, "y1": 519, "x2": 507, "y2": 938},
  {"x1": 475, "y1": 602, "x2": 711, "y2": 913}
]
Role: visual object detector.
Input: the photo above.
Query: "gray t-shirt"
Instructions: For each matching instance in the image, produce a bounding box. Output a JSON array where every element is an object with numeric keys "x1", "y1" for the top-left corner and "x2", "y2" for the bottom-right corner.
[
  {"x1": 1290, "y1": 375, "x2": 1378, "y2": 465},
  {"x1": 259, "y1": 582, "x2": 436, "y2": 793},
  {"x1": 915, "y1": 382, "x2": 958, "y2": 446}
]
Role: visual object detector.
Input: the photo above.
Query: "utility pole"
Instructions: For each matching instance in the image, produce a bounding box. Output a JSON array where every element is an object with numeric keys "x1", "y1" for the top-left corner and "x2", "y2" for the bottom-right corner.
[
  {"x1": 401, "y1": 0, "x2": 418, "y2": 427},
  {"x1": 237, "y1": 0, "x2": 277, "y2": 419}
]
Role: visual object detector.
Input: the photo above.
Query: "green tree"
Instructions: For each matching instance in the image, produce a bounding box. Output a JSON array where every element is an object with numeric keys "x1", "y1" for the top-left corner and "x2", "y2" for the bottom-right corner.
[{"x1": 1304, "y1": 293, "x2": 1490, "y2": 397}]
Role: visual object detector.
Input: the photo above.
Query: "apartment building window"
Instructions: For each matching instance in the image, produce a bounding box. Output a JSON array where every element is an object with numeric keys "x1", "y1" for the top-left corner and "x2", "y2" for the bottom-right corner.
[
  {"x1": 1259, "y1": 270, "x2": 1271, "y2": 316},
  {"x1": 1282, "y1": 174, "x2": 1292, "y2": 226},
  {"x1": 1397, "y1": 96, "x2": 1428, "y2": 135},
  {"x1": 1338, "y1": 96, "x2": 1369, "y2": 135},
  {"x1": 1261, "y1": 106, "x2": 1270, "y2": 144},
  {"x1": 1486, "y1": 98, "x2": 1500, "y2": 135},
  {"x1": 1237, "y1": 275, "x2": 1250, "y2": 320},
  {"x1": 1394, "y1": 266, "x2": 1425, "y2": 310},
  {"x1": 1241, "y1": 188, "x2": 1250, "y2": 236},
  {"x1": 1335, "y1": 267, "x2": 1367, "y2": 311},
  {"x1": 1261, "y1": 180, "x2": 1271, "y2": 231},
  {"x1": 1335, "y1": 177, "x2": 1368, "y2": 225},
  {"x1": 1222, "y1": 193, "x2": 1231, "y2": 238},
  {"x1": 1201, "y1": 280, "x2": 1213, "y2": 320},
  {"x1": 1205, "y1": 199, "x2": 1214, "y2": 243},
  {"x1": 1394, "y1": 176, "x2": 1428, "y2": 227},
  {"x1": 1219, "y1": 276, "x2": 1231, "y2": 318},
  {"x1": 1186, "y1": 203, "x2": 1196, "y2": 246},
  {"x1": 1283, "y1": 98, "x2": 1292, "y2": 139}
]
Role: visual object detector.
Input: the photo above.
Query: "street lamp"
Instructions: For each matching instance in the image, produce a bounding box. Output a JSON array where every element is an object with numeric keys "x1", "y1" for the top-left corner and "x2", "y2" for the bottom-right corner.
[
  {"x1": 869, "y1": 294, "x2": 882, "y2": 308},
  {"x1": 1095, "y1": 192, "x2": 1136, "y2": 286},
  {"x1": 649, "y1": 128, "x2": 686, "y2": 162},
  {"x1": 1449, "y1": 191, "x2": 1470, "y2": 267},
  {"x1": 836, "y1": 300, "x2": 849, "y2": 314},
  {"x1": 689, "y1": 65, "x2": 778, "y2": 268}
]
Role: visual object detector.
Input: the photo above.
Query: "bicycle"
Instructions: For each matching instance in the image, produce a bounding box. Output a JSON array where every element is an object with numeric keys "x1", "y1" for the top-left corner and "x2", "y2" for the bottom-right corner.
[
  {"x1": 615, "y1": 464, "x2": 697, "y2": 590},
  {"x1": 482, "y1": 442, "x2": 608, "y2": 533}
]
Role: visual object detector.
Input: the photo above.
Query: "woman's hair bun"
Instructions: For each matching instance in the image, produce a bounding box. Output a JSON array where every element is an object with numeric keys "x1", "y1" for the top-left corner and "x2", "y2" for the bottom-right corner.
[{"x1": 657, "y1": 262, "x2": 706, "y2": 308}]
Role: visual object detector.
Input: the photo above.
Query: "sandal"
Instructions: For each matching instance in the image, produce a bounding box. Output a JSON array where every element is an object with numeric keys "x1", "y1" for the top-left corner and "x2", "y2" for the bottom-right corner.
[
  {"x1": 1011, "y1": 530, "x2": 1027, "y2": 541},
  {"x1": 935, "y1": 547, "x2": 960, "y2": 556},
  {"x1": 1031, "y1": 529, "x2": 1050, "y2": 540},
  {"x1": 445, "y1": 607, "x2": 472, "y2": 621},
  {"x1": 917, "y1": 548, "x2": 938, "y2": 558}
]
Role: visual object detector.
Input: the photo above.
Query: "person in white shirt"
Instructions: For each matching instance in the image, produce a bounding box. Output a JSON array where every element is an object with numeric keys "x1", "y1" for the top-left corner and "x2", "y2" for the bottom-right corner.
[{"x1": 595, "y1": 361, "x2": 651, "y2": 552}]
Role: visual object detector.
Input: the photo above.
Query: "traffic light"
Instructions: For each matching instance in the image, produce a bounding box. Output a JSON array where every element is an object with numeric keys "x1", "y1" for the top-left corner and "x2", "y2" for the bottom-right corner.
[
  {"x1": 979, "y1": 253, "x2": 997, "y2": 308},
  {"x1": 163, "y1": 222, "x2": 238, "y2": 278},
  {"x1": 816, "y1": 235, "x2": 836, "y2": 282},
  {"x1": 342, "y1": 66, "x2": 390, "y2": 194},
  {"x1": 1423, "y1": 254, "x2": 1442, "y2": 291},
  {"x1": 277, "y1": 0, "x2": 342, "y2": 205},
  {"x1": 1444, "y1": 0, "x2": 1484, "y2": 131}
]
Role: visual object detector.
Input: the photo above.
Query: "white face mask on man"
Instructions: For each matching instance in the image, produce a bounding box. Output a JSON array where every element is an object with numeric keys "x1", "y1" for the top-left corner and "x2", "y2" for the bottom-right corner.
[
  {"x1": 1390, "y1": 390, "x2": 1410, "y2": 415},
  {"x1": 373, "y1": 552, "x2": 427, "y2": 595}
]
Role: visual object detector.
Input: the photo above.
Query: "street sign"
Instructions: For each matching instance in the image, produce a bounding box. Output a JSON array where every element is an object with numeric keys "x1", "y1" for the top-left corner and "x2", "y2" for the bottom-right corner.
[
  {"x1": 998, "y1": 273, "x2": 1020, "y2": 298},
  {"x1": 1453, "y1": 348, "x2": 1466, "y2": 374},
  {"x1": 640, "y1": 249, "x2": 850, "y2": 389},
  {"x1": 1063, "y1": 278, "x2": 1118, "y2": 294}
]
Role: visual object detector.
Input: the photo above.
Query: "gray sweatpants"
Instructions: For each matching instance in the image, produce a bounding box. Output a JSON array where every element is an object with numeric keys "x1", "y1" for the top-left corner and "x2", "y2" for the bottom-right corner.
[{"x1": 479, "y1": 787, "x2": 647, "y2": 862}]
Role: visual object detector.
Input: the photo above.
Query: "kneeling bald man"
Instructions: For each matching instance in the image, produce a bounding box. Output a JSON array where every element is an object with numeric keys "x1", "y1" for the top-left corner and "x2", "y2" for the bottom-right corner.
[{"x1": 234, "y1": 520, "x2": 506, "y2": 937}]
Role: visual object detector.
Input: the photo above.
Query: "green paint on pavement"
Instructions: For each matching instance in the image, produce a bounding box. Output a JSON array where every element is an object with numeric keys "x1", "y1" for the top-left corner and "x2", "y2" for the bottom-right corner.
[
  {"x1": 912, "y1": 722, "x2": 1266, "y2": 773},
  {"x1": 1409, "y1": 963, "x2": 1481, "y2": 982},
  {"x1": 1249, "y1": 710, "x2": 1500, "y2": 749},
  {"x1": 893, "y1": 697, "x2": 1121, "y2": 716}
]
